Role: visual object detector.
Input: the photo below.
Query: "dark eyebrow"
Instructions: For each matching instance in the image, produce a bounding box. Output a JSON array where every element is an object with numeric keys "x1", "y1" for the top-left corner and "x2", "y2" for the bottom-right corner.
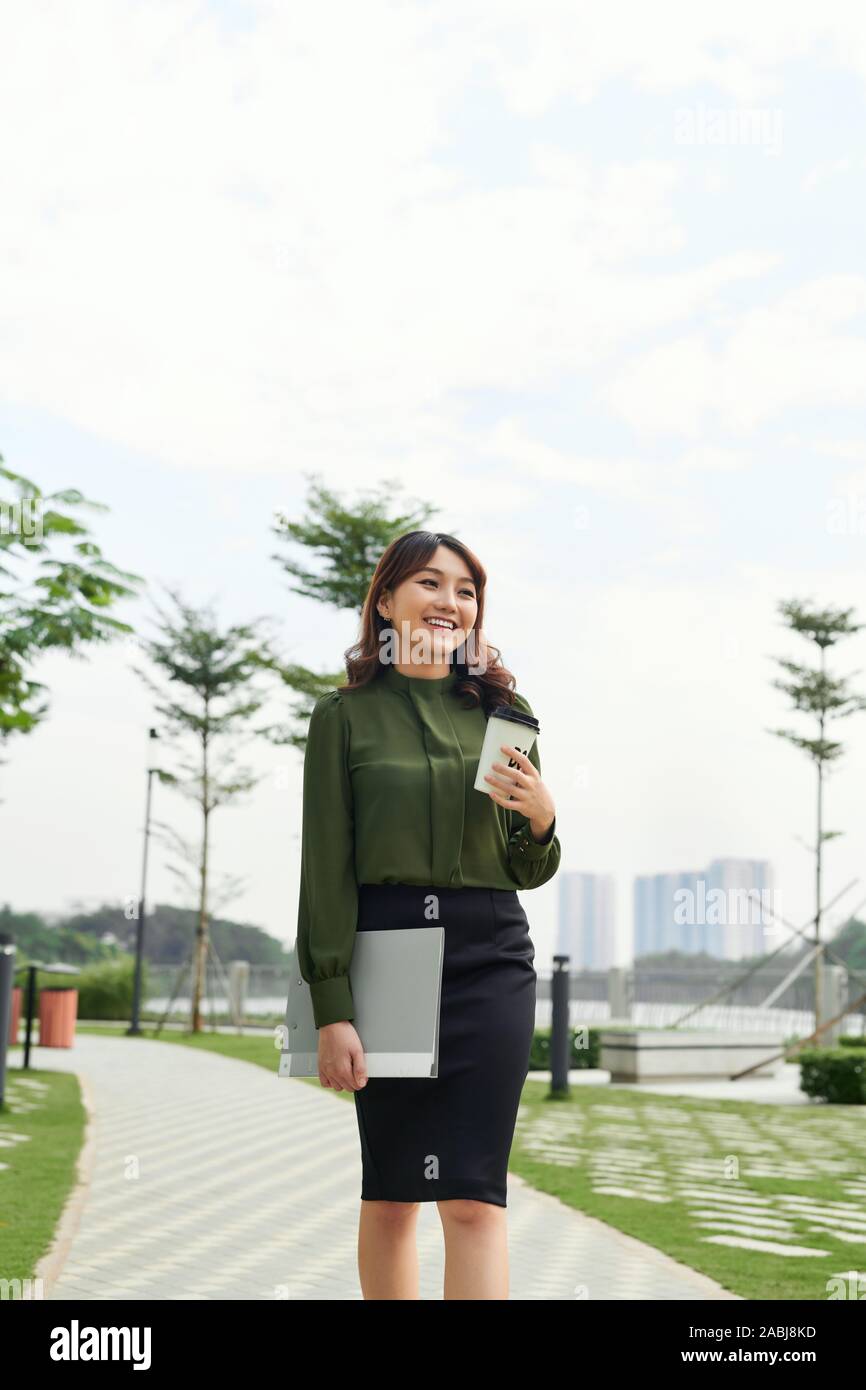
[{"x1": 418, "y1": 567, "x2": 477, "y2": 588}]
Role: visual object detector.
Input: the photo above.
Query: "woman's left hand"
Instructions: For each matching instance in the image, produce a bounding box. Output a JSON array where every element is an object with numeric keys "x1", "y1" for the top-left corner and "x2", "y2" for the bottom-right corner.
[{"x1": 483, "y1": 744, "x2": 556, "y2": 842}]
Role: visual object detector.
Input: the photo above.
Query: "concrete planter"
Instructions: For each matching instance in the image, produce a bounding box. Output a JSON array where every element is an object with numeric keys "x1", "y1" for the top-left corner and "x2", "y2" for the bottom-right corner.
[{"x1": 599, "y1": 1029, "x2": 782, "y2": 1082}]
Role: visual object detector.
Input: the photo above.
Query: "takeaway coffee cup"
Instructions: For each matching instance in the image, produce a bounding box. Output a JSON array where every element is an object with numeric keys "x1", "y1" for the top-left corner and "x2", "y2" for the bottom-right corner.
[{"x1": 474, "y1": 705, "x2": 540, "y2": 797}]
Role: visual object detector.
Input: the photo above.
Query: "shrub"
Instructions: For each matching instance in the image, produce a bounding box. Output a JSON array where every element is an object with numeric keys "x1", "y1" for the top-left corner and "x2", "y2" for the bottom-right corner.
[
  {"x1": 799, "y1": 1045, "x2": 866, "y2": 1104},
  {"x1": 56, "y1": 957, "x2": 145, "y2": 1021}
]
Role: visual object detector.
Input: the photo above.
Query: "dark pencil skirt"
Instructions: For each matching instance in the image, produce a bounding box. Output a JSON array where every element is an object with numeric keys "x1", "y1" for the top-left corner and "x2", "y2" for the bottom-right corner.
[{"x1": 352, "y1": 882, "x2": 536, "y2": 1208}]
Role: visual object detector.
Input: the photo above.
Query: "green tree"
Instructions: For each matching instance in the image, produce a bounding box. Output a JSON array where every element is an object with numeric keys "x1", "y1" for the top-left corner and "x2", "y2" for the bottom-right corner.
[
  {"x1": 269, "y1": 472, "x2": 437, "y2": 747},
  {"x1": 0, "y1": 458, "x2": 143, "y2": 760},
  {"x1": 767, "y1": 599, "x2": 866, "y2": 1041},
  {"x1": 132, "y1": 587, "x2": 278, "y2": 1032}
]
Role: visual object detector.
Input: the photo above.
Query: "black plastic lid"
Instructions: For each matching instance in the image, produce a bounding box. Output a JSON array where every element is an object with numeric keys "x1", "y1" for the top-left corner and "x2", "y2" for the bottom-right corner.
[{"x1": 488, "y1": 704, "x2": 540, "y2": 732}]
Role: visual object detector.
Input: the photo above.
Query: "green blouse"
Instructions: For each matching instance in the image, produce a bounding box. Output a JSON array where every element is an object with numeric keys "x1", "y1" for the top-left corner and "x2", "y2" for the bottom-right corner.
[{"x1": 296, "y1": 662, "x2": 561, "y2": 1028}]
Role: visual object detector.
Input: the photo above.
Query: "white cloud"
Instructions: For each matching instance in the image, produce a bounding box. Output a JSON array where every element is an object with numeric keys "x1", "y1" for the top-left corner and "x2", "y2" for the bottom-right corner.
[
  {"x1": 461, "y1": 0, "x2": 866, "y2": 106},
  {"x1": 4, "y1": 3, "x2": 864, "y2": 479},
  {"x1": 604, "y1": 277, "x2": 866, "y2": 437}
]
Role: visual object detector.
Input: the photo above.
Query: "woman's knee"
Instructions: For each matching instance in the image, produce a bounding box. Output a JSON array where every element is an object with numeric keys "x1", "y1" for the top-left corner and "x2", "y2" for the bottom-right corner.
[
  {"x1": 362, "y1": 1199, "x2": 420, "y2": 1226},
  {"x1": 437, "y1": 1198, "x2": 501, "y2": 1225}
]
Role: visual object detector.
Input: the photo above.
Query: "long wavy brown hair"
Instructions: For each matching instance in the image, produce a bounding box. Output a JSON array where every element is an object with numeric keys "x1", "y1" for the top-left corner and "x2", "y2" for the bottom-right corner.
[{"x1": 337, "y1": 531, "x2": 518, "y2": 716}]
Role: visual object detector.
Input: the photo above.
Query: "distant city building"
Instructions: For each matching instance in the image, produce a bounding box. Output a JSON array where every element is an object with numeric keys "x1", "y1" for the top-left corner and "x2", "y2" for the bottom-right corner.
[
  {"x1": 633, "y1": 858, "x2": 774, "y2": 961},
  {"x1": 557, "y1": 871, "x2": 615, "y2": 970}
]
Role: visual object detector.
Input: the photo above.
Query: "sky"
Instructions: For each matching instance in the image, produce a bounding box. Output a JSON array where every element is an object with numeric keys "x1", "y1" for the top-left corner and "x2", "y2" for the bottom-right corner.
[{"x1": 2, "y1": 0, "x2": 866, "y2": 972}]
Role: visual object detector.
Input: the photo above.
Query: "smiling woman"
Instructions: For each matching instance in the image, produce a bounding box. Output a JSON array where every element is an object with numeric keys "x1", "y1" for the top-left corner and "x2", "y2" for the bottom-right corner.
[
  {"x1": 375, "y1": 548, "x2": 480, "y2": 676},
  {"x1": 294, "y1": 528, "x2": 561, "y2": 1301}
]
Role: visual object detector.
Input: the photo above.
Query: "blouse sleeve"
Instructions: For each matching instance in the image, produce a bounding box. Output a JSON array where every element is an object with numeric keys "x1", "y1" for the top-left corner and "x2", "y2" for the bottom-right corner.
[
  {"x1": 295, "y1": 690, "x2": 358, "y2": 1028},
  {"x1": 504, "y1": 693, "x2": 562, "y2": 891}
]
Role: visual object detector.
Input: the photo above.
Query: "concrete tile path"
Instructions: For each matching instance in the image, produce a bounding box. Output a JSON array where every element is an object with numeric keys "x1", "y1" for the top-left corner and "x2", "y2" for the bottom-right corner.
[{"x1": 30, "y1": 1034, "x2": 739, "y2": 1300}]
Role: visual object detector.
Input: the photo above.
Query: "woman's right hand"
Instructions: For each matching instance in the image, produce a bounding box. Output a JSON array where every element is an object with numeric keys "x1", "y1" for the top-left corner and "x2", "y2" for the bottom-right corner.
[{"x1": 317, "y1": 1020, "x2": 368, "y2": 1091}]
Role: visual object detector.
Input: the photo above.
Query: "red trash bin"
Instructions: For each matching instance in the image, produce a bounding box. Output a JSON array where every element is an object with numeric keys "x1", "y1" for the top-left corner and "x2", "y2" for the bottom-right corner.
[
  {"x1": 38, "y1": 988, "x2": 78, "y2": 1047},
  {"x1": 9, "y1": 986, "x2": 21, "y2": 1045}
]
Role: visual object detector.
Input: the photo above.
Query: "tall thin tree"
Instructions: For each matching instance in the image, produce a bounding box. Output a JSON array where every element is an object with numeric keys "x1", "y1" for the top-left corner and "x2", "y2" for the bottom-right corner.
[
  {"x1": 767, "y1": 599, "x2": 866, "y2": 1041},
  {"x1": 132, "y1": 587, "x2": 278, "y2": 1032},
  {"x1": 269, "y1": 471, "x2": 437, "y2": 747}
]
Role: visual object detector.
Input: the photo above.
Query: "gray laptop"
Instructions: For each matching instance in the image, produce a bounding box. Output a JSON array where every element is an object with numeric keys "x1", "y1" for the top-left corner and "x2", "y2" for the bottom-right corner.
[{"x1": 279, "y1": 926, "x2": 445, "y2": 1078}]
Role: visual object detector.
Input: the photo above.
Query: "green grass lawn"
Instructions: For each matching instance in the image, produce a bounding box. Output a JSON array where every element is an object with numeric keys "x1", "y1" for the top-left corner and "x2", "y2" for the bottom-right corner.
[
  {"x1": 0, "y1": 1069, "x2": 86, "y2": 1289},
  {"x1": 512, "y1": 1080, "x2": 866, "y2": 1301},
  {"x1": 11, "y1": 1024, "x2": 866, "y2": 1300}
]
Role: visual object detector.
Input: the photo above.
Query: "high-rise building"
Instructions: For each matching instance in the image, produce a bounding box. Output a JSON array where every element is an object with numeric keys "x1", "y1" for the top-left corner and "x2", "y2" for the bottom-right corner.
[
  {"x1": 634, "y1": 857, "x2": 774, "y2": 961},
  {"x1": 557, "y1": 871, "x2": 615, "y2": 970}
]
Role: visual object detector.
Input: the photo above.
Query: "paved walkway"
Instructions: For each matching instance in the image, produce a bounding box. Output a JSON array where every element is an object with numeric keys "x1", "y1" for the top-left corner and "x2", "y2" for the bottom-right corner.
[{"x1": 30, "y1": 1034, "x2": 739, "y2": 1301}]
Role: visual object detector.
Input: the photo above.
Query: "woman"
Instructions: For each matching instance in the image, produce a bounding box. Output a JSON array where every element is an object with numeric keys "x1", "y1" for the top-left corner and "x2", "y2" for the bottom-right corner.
[{"x1": 296, "y1": 530, "x2": 561, "y2": 1299}]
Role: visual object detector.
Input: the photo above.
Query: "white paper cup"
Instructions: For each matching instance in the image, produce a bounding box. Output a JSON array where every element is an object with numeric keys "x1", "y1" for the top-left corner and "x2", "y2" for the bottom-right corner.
[{"x1": 474, "y1": 705, "x2": 540, "y2": 797}]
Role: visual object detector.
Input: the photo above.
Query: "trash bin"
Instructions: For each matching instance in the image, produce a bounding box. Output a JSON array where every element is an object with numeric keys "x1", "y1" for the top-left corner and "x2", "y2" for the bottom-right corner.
[
  {"x1": 9, "y1": 986, "x2": 21, "y2": 1045},
  {"x1": 38, "y1": 988, "x2": 78, "y2": 1047}
]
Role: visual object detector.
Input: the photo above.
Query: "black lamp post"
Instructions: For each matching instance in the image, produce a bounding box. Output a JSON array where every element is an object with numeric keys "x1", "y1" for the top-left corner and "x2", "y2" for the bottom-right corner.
[
  {"x1": 551, "y1": 953, "x2": 571, "y2": 1097},
  {"x1": 128, "y1": 727, "x2": 159, "y2": 1036}
]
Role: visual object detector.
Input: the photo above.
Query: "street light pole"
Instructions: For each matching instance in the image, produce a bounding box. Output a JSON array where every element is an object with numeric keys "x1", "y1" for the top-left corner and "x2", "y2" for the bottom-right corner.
[{"x1": 128, "y1": 727, "x2": 159, "y2": 1036}]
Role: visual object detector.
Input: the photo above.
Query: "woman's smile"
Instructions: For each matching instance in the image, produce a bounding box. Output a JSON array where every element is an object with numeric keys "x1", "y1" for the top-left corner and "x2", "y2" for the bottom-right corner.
[{"x1": 422, "y1": 617, "x2": 458, "y2": 635}]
